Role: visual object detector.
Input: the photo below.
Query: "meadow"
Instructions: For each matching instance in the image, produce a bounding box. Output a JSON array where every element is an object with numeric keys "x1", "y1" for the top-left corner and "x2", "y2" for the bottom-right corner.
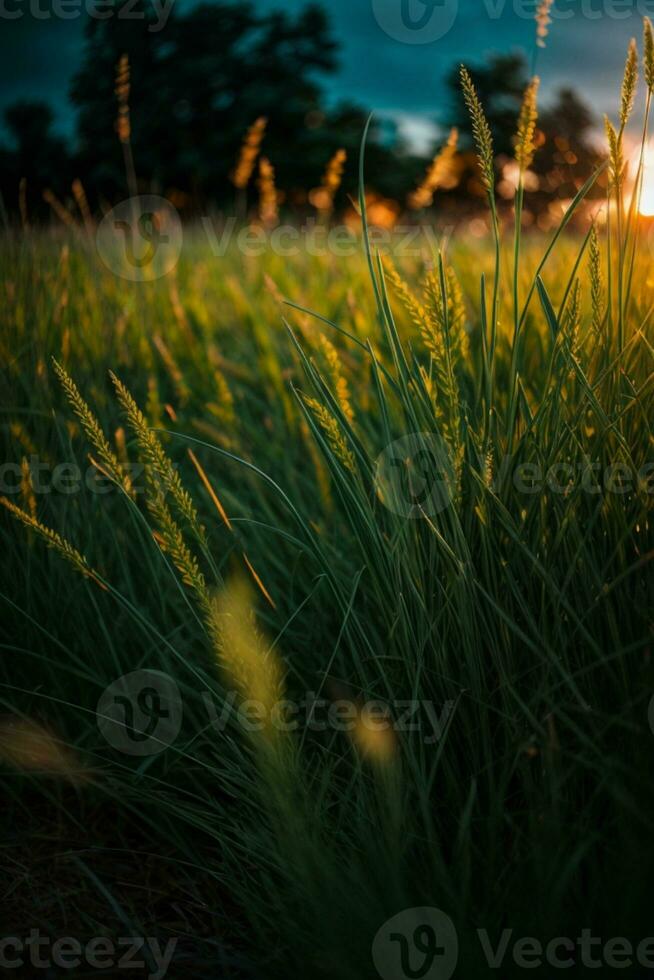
[{"x1": 2, "y1": 32, "x2": 654, "y2": 980}]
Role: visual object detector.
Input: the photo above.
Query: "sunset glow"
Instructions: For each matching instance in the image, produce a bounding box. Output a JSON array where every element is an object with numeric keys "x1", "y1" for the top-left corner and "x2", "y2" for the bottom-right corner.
[{"x1": 638, "y1": 142, "x2": 654, "y2": 216}]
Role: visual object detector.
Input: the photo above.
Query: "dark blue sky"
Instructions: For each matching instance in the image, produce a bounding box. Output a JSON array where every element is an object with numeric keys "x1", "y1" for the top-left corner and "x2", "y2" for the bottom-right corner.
[{"x1": 0, "y1": 0, "x2": 647, "y2": 150}]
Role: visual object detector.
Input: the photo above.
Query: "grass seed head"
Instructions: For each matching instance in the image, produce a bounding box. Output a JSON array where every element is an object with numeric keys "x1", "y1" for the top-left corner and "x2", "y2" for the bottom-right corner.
[
  {"x1": 460, "y1": 66, "x2": 495, "y2": 193},
  {"x1": 620, "y1": 38, "x2": 639, "y2": 128},
  {"x1": 644, "y1": 17, "x2": 654, "y2": 91},
  {"x1": 515, "y1": 77, "x2": 540, "y2": 172}
]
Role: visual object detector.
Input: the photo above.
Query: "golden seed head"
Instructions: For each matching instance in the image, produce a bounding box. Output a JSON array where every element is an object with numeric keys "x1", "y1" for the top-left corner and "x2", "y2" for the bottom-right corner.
[
  {"x1": 114, "y1": 53, "x2": 131, "y2": 144},
  {"x1": 257, "y1": 156, "x2": 279, "y2": 227},
  {"x1": 620, "y1": 38, "x2": 638, "y2": 128},
  {"x1": 408, "y1": 128, "x2": 459, "y2": 210},
  {"x1": 535, "y1": 0, "x2": 554, "y2": 48},
  {"x1": 604, "y1": 115, "x2": 624, "y2": 188},
  {"x1": 231, "y1": 116, "x2": 267, "y2": 190},
  {"x1": 515, "y1": 76, "x2": 540, "y2": 172},
  {"x1": 644, "y1": 18, "x2": 654, "y2": 92},
  {"x1": 310, "y1": 148, "x2": 347, "y2": 213},
  {"x1": 460, "y1": 66, "x2": 494, "y2": 192}
]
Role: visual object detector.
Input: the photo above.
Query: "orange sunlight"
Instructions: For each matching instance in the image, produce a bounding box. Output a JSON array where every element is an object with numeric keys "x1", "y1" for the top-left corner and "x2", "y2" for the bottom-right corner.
[{"x1": 638, "y1": 141, "x2": 654, "y2": 216}]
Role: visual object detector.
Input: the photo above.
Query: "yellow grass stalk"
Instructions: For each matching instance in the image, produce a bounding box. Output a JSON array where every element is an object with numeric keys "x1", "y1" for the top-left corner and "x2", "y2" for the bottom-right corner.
[
  {"x1": 187, "y1": 448, "x2": 232, "y2": 531},
  {"x1": 319, "y1": 335, "x2": 354, "y2": 424},
  {"x1": 588, "y1": 225, "x2": 604, "y2": 336},
  {"x1": 460, "y1": 66, "x2": 494, "y2": 191},
  {"x1": 150, "y1": 490, "x2": 210, "y2": 610},
  {"x1": 231, "y1": 116, "x2": 267, "y2": 190},
  {"x1": 0, "y1": 717, "x2": 87, "y2": 782},
  {"x1": 564, "y1": 278, "x2": 581, "y2": 357},
  {"x1": 302, "y1": 396, "x2": 356, "y2": 473},
  {"x1": 620, "y1": 38, "x2": 639, "y2": 130},
  {"x1": 383, "y1": 258, "x2": 431, "y2": 334},
  {"x1": 350, "y1": 706, "x2": 397, "y2": 765},
  {"x1": 187, "y1": 446, "x2": 280, "y2": 612},
  {"x1": 535, "y1": 0, "x2": 554, "y2": 48},
  {"x1": 645, "y1": 18, "x2": 654, "y2": 92},
  {"x1": 515, "y1": 77, "x2": 540, "y2": 172},
  {"x1": 114, "y1": 53, "x2": 131, "y2": 144},
  {"x1": 110, "y1": 371, "x2": 207, "y2": 548},
  {"x1": 422, "y1": 265, "x2": 469, "y2": 367},
  {"x1": 42, "y1": 189, "x2": 76, "y2": 229},
  {"x1": 604, "y1": 116, "x2": 624, "y2": 190},
  {"x1": 301, "y1": 418, "x2": 332, "y2": 512},
  {"x1": 10, "y1": 421, "x2": 37, "y2": 456},
  {"x1": 152, "y1": 333, "x2": 191, "y2": 405},
  {"x1": 146, "y1": 375, "x2": 163, "y2": 428},
  {"x1": 208, "y1": 576, "x2": 285, "y2": 741},
  {"x1": 114, "y1": 54, "x2": 138, "y2": 199},
  {"x1": 52, "y1": 359, "x2": 133, "y2": 496},
  {"x1": 0, "y1": 496, "x2": 104, "y2": 589},
  {"x1": 408, "y1": 128, "x2": 458, "y2": 210},
  {"x1": 242, "y1": 553, "x2": 276, "y2": 611},
  {"x1": 71, "y1": 178, "x2": 94, "y2": 233},
  {"x1": 311, "y1": 148, "x2": 347, "y2": 214},
  {"x1": 257, "y1": 156, "x2": 279, "y2": 227},
  {"x1": 20, "y1": 458, "x2": 37, "y2": 520}
]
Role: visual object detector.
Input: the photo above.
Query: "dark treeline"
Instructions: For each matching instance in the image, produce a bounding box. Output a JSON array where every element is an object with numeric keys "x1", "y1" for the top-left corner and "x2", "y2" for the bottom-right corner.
[{"x1": 0, "y1": 1, "x2": 603, "y2": 223}]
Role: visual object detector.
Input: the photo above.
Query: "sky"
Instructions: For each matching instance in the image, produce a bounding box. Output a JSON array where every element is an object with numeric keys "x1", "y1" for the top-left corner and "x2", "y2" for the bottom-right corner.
[{"x1": 0, "y1": 0, "x2": 649, "y2": 152}]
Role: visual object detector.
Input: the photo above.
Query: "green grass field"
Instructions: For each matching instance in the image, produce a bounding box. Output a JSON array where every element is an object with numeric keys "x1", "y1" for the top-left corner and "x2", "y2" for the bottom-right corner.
[{"x1": 2, "y1": 41, "x2": 654, "y2": 980}]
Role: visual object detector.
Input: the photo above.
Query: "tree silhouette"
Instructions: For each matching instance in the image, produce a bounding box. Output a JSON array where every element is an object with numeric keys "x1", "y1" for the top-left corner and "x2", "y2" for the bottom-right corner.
[
  {"x1": 0, "y1": 102, "x2": 70, "y2": 218},
  {"x1": 534, "y1": 86, "x2": 603, "y2": 203},
  {"x1": 70, "y1": 1, "x2": 347, "y2": 206},
  {"x1": 66, "y1": 0, "x2": 425, "y2": 211}
]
